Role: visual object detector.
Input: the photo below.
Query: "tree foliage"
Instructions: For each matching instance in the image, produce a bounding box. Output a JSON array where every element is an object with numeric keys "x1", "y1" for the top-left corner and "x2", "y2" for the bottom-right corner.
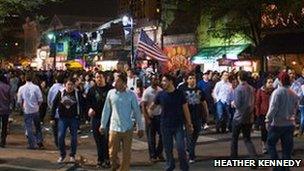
[
  {"x1": 161, "y1": 0, "x2": 178, "y2": 30},
  {"x1": 199, "y1": 0, "x2": 304, "y2": 47},
  {"x1": 0, "y1": 0, "x2": 63, "y2": 58},
  {"x1": 0, "y1": 0, "x2": 62, "y2": 34},
  {"x1": 0, "y1": 0, "x2": 62, "y2": 18},
  {"x1": 162, "y1": 0, "x2": 203, "y2": 33}
]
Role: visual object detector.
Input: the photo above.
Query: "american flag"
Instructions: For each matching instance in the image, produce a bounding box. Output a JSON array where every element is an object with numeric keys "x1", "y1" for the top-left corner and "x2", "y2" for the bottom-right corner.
[{"x1": 137, "y1": 30, "x2": 168, "y2": 62}]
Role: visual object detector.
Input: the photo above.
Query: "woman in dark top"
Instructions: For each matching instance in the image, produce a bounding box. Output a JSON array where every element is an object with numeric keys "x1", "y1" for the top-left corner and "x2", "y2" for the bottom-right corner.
[
  {"x1": 51, "y1": 77, "x2": 84, "y2": 163},
  {"x1": 39, "y1": 80, "x2": 49, "y2": 124}
]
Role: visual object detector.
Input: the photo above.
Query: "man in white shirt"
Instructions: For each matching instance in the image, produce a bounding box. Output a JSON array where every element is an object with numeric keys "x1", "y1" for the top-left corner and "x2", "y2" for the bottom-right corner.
[
  {"x1": 127, "y1": 69, "x2": 139, "y2": 91},
  {"x1": 47, "y1": 74, "x2": 65, "y2": 148},
  {"x1": 17, "y1": 73, "x2": 43, "y2": 149},
  {"x1": 141, "y1": 74, "x2": 163, "y2": 162},
  {"x1": 212, "y1": 71, "x2": 232, "y2": 133}
]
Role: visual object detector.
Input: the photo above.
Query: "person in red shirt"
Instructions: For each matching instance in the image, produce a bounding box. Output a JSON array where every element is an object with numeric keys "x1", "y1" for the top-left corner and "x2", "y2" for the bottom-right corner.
[{"x1": 255, "y1": 76, "x2": 274, "y2": 154}]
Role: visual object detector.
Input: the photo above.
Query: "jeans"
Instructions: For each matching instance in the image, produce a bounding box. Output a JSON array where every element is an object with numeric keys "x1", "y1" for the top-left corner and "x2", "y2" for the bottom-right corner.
[
  {"x1": 24, "y1": 113, "x2": 43, "y2": 148},
  {"x1": 228, "y1": 106, "x2": 235, "y2": 132},
  {"x1": 299, "y1": 106, "x2": 304, "y2": 133},
  {"x1": 161, "y1": 126, "x2": 188, "y2": 171},
  {"x1": 52, "y1": 118, "x2": 59, "y2": 148},
  {"x1": 92, "y1": 117, "x2": 109, "y2": 163},
  {"x1": 257, "y1": 115, "x2": 268, "y2": 142},
  {"x1": 146, "y1": 115, "x2": 163, "y2": 159},
  {"x1": 267, "y1": 125, "x2": 294, "y2": 171},
  {"x1": 230, "y1": 122, "x2": 257, "y2": 159},
  {"x1": 216, "y1": 101, "x2": 229, "y2": 132},
  {"x1": 206, "y1": 100, "x2": 216, "y2": 121},
  {"x1": 186, "y1": 121, "x2": 201, "y2": 160},
  {"x1": 0, "y1": 114, "x2": 9, "y2": 145},
  {"x1": 39, "y1": 102, "x2": 47, "y2": 123},
  {"x1": 58, "y1": 117, "x2": 78, "y2": 158}
]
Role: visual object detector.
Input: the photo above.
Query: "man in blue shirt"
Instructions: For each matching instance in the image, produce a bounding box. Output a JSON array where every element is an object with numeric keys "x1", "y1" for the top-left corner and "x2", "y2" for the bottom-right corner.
[
  {"x1": 198, "y1": 71, "x2": 214, "y2": 129},
  {"x1": 99, "y1": 73, "x2": 144, "y2": 171},
  {"x1": 150, "y1": 74, "x2": 193, "y2": 171}
]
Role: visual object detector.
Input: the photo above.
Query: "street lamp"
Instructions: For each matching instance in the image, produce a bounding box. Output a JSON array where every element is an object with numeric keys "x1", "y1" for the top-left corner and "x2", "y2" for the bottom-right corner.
[
  {"x1": 47, "y1": 33, "x2": 55, "y2": 40},
  {"x1": 122, "y1": 15, "x2": 134, "y2": 69},
  {"x1": 47, "y1": 32, "x2": 56, "y2": 69}
]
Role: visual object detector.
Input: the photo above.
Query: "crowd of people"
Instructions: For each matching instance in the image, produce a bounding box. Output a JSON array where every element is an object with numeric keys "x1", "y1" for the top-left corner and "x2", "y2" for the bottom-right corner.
[{"x1": 0, "y1": 64, "x2": 302, "y2": 171}]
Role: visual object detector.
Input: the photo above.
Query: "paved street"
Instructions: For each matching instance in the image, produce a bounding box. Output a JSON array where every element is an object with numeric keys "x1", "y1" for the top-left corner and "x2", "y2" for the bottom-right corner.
[{"x1": 0, "y1": 114, "x2": 304, "y2": 171}]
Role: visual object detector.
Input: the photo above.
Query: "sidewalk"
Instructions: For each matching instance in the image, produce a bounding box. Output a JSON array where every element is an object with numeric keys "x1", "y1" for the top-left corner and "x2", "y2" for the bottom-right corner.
[{"x1": 1, "y1": 114, "x2": 304, "y2": 170}]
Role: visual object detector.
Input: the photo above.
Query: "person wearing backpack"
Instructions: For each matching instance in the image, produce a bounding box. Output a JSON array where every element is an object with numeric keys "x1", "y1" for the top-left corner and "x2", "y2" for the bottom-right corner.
[{"x1": 51, "y1": 77, "x2": 84, "y2": 163}]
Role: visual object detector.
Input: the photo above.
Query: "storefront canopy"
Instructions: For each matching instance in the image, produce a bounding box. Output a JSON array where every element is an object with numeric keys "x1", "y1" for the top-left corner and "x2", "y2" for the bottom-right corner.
[
  {"x1": 65, "y1": 60, "x2": 83, "y2": 70},
  {"x1": 191, "y1": 44, "x2": 250, "y2": 64}
]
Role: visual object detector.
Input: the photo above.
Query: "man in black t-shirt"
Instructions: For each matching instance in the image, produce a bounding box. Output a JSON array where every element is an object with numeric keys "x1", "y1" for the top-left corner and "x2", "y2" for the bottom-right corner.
[
  {"x1": 150, "y1": 74, "x2": 193, "y2": 171},
  {"x1": 179, "y1": 72, "x2": 209, "y2": 164},
  {"x1": 87, "y1": 71, "x2": 113, "y2": 168}
]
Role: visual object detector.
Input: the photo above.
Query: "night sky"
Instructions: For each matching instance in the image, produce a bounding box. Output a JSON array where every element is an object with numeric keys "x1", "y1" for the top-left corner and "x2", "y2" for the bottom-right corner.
[{"x1": 41, "y1": 0, "x2": 118, "y2": 17}]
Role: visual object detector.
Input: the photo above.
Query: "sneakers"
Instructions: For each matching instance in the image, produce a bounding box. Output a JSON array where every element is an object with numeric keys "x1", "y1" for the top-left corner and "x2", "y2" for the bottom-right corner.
[
  {"x1": 262, "y1": 143, "x2": 268, "y2": 154},
  {"x1": 8, "y1": 117, "x2": 13, "y2": 123},
  {"x1": 102, "y1": 160, "x2": 111, "y2": 169},
  {"x1": 97, "y1": 160, "x2": 111, "y2": 169},
  {"x1": 203, "y1": 124, "x2": 209, "y2": 130},
  {"x1": 189, "y1": 159, "x2": 195, "y2": 164},
  {"x1": 57, "y1": 157, "x2": 66, "y2": 163},
  {"x1": 149, "y1": 158, "x2": 158, "y2": 163},
  {"x1": 69, "y1": 157, "x2": 76, "y2": 163},
  {"x1": 57, "y1": 156, "x2": 75, "y2": 163},
  {"x1": 262, "y1": 147, "x2": 268, "y2": 154},
  {"x1": 158, "y1": 155, "x2": 165, "y2": 162}
]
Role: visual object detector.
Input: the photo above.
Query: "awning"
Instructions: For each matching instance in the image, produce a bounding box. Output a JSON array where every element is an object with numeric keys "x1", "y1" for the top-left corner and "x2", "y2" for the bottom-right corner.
[
  {"x1": 65, "y1": 60, "x2": 83, "y2": 70},
  {"x1": 256, "y1": 32, "x2": 304, "y2": 56},
  {"x1": 191, "y1": 44, "x2": 250, "y2": 64}
]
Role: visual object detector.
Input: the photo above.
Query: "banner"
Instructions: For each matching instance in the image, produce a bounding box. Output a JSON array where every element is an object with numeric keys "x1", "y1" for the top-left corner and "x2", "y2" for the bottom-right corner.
[{"x1": 163, "y1": 45, "x2": 197, "y2": 72}]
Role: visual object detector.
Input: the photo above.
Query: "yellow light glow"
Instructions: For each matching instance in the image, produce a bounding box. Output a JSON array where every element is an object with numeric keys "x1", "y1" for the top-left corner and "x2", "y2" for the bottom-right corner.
[{"x1": 292, "y1": 61, "x2": 297, "y2": 65}]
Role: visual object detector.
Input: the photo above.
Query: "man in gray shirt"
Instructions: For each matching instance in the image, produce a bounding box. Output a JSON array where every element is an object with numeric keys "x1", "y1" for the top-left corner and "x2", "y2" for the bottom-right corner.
[
  {"x1": 230, "y1": 71, "x2": 257, "y2": 163},
  {"x1": 266, "y1": 72, "x2": 298, "y2": 171}
]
